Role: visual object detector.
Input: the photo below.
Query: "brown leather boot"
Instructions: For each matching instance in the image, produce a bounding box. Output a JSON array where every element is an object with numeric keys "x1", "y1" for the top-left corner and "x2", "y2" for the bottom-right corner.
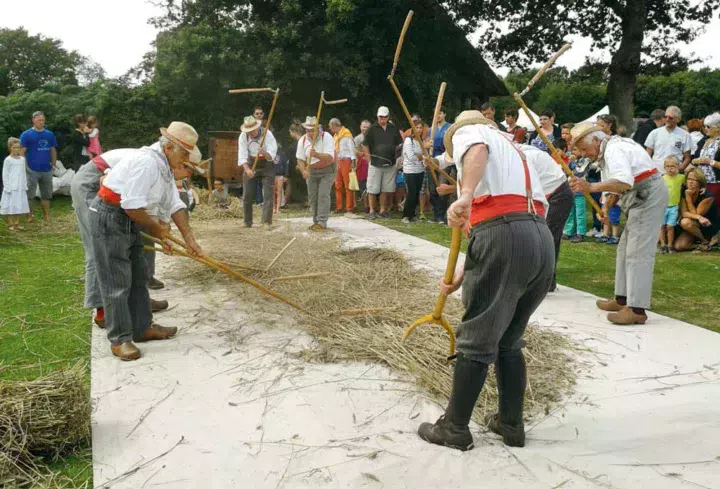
[
  {"x1": 608, "y1": 307, "x2": 647, "y2": 325},
  {"x1": 596, "y1": 298, "x2": 624, "y2": 312},
  {"x1": 111, "y1": 341, "x2": 141, "y2": 361},
  {"x1": 150, "y1": 299, "x2": 169, "y2": 313},
  {"x1": 148, "y1": 277, "x2": 165, "y2": 290},
  {"x1": 136, "y1": 324, "x2": 178, "y2": 342}
]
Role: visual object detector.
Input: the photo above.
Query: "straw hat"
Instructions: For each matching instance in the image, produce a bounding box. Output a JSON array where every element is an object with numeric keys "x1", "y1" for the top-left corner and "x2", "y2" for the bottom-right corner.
[
  {"x1": 240, "y1": 115, "x2": 262, "y2": 133},
  {"x1": 570, "y1": 122, "x2": 603, "y2": 149},
  {"x1": 302, "y1": 116, "x2": 318, "y2": 130},
  {"x1": 160, "y1": 121, "x2": 201, "y2": 163},
  {"x1": 443, "y1": 110, "x2": 498, "y2": 157}
]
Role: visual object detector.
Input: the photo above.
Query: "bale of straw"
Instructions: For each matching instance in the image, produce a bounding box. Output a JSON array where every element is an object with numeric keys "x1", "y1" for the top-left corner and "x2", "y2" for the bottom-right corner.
[{"x1": 0, "y1": 363, "x2": 90, "y2": 487}]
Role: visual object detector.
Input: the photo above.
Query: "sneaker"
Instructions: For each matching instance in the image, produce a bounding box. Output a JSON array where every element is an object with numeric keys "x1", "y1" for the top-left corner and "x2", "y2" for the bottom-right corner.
[
  {"x1": 596, "y1": 235, "x2": 609, "y2": 243},
  {"x1": 585, "y1": 230, "x2": 597, "y2": 238},
  {"x1": 659, "y1": 246, "x2": 668, "y2": 254},
  {"x1": 569, "y1": 235, "x2": 583, "y2": 243},
  {"x1": 419, "y1": 213, "x2": 427, "y2": 221},
  {"x1": 379, "y1": 212, "x2": 390, "y2": 219},
  {"x1": 401, "y1": 217, "x2": 411, "y2": 224},
  {"x1": 667, "y1": 247, "x2": 677, "y2": 254},
  {"x1": 561, "y1": 234, "x2": 570, "y2": 240},
  {"x1": 367, "y1": 212, "x2": 378, "y2": 220},
  {"x1": 607, "y1": 236, "x2": 619, "y2": 245}
]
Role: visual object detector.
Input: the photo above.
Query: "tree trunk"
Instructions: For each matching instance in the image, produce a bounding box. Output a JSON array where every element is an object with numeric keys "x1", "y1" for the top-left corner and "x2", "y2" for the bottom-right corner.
[{"x1": 607, "y1": 0, "x2": 646, "y2": 131}]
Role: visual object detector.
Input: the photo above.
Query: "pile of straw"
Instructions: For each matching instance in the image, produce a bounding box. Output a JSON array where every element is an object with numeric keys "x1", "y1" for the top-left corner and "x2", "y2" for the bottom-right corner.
[
  {"x1": 0, "y1": 363, "x2": 91, "y2": 488},
  {"x1": 168, "y1": 222, "x2": 577, "y2": 421},
  {"x1": 191, "y1": 188, "x2": 244, "y2": 220}
]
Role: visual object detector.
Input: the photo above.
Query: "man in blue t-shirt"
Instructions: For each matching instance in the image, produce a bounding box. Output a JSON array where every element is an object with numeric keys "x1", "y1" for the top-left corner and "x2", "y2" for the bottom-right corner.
[
  {"x1": 20, "y1": 111, "x2": 57, "y2": 221},
  {"x1": 423, "y1": 107, "x2": 452, "y2": 223}
]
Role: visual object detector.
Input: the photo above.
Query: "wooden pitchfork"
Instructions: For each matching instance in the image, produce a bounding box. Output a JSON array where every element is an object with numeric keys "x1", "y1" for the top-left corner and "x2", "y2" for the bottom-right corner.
[
  {"x1": 141, "y1": 232, "x2": 308, "y2": 313},
  {"x1": 305, "y1": 91, "x2": 348, "y2": 166},
  {"x1": 228, "y1": 87, "x2": 281, "y2": 172},
  {"x1": 512, "y1": 44, "x2": 605, "y2": 219},
  {"x1": 387, "y1": 11, "x2": 456, "y2": 186}
]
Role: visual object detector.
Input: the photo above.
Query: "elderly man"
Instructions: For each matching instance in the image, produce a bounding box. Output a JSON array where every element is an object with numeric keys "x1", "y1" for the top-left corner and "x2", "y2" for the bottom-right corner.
[
  {"x1": 362, "y1": 106, "x2": 403, "y2": 218},
  {"x1": 645, "y1": 106, "x2": 692, "y2": 173},
  {"x1": 329, "y1": 118, "x2": 356, "y2": 213},
  {"x1": 89, "y1": 122, "x2": 203, "y2": 361},
  {"x1": 238, "y1": 115, "x2": 278, "y2": 228},
  {"x1": 20, "y1": 111, "x2": 57, "y2": 222},
  {"x1": 570, "y1": 122, "x2": 668, "y2": 325},
  {"x1": 297, "y1": 116, "x2": 335, "y2": 230},
  {"x1": 355, "y1": 120, "x2": 371, "y2": 210},
  {"x1": 417, "y1": 111, "x2": 554, "y2": 451}
]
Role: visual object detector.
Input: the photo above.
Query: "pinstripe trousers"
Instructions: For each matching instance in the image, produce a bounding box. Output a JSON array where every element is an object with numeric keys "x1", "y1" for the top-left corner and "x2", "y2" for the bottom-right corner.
[
  {"x1": 89, "y1": 198, "x2": 152, "y2": 345},
  {"x1": 458, "y1": 213, "x2": 555, "y2": 364},
  {"x1": 545, "y1": 182, "x2": 574, "y2": 290}
]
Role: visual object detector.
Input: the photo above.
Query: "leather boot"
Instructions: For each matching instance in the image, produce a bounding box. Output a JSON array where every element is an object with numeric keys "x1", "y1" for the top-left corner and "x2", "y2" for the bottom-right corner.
[
  {"x1": 486, "y1": 349, "x2": 526, "y2": 447},
  {"x1": 150, "y1": 299, "x2": 169, "y2": 313},
  {"x1": 111, "y1": 341, "x2": 141, "y2": 361},
  {"x1": 148, "y1": 277, "x2": 165, "y2": 290},
  {"x1": 418, "y1": 354, "x2": 488, "y2": 451},
  {"x1": 135, "y1": 323, "x2": 178, "y2": 343}
]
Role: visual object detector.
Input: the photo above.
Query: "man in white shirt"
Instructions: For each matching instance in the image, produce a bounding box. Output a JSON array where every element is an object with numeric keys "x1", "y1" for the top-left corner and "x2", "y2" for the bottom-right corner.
[
  {"x1": 329, "y1": 118, "x2": 356, "y2": 213},
  {"x1": 89, "y1": 122, "x2": 203, "y2": 361},
  {"x1": 645, "y1": 106, "x2": 692, "y2": 173},
  {"x1": 571, "y1": 122, "x2": 668, "y2": 326},
  {"x1": 416, "y1": 111, "x2": 554, "y2": 452},
  {"x1": 238, "y1": 115, "x2": 278, "y2": 227},
  {"x1": 296, "y1": 116, "x2": 336, "y2": 230}
]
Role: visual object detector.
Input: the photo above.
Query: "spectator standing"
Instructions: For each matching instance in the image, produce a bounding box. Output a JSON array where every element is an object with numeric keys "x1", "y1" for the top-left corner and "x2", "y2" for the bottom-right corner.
[
  {"x1": 361, "y1": 107, "x2": 403, "y2": 219},
  {"x1": 645, "y1": 106, "x2": 692, "y2": 173},
  {"x1": 329, "y1": 118, "x2": 356, "y2": 213},
  {"x1": 691, "y1": 113, "x2": 720, "y2": 197},
  {"x1": 658, "y1": 156, "x2": 685, "y2": 253},
  {"x1": 424, "y1": 107, "x2": 452, "y2": 224},
  {"x1": 86, "y1": 116, "x2": 103, "y2": 158},
  {"x1": 632, "y1": 109, "x2": 665, "y2": 146},
  {"x1": 70, "y1": 114, "x2": 91, "y2": 172},
  {"x1": 20, "y1": 111, "x2": 56, "y2": 222},
  {"x1": 687, "y1": 118, "x2": 705, "y2": 155},
  {"x1": 297, "y1": 116, "x2": 336, "y2": 230},
  {"x1": 238, "y1": 115, "x2": 278, "y2": 228},
  {"x1": 354, "y1": 120, "x2": 371, "y2": 211},
  {"x1": 673, "y1": 168, "x2": 719, "y2": 252},
  {"x1": 1, "y1": 137, "x2": 30, "y2": 230},
  {"x1": 529, "y1": 109, "x2": 561, "y2": 153},
  {"x1": 504, "y1": 107, "x2": 527, "y2": 143},
  {"x1": 273, "y1": 145, "x2": 289, "y2": 214},
  {"x1": 563, "y1": 152, "x2": 590, "y2": 243},
  {"x1": 401, "y1": 119, "x2": 427, "y2": 223},
  {"x1": 402, "y1": 114, "x2": 430, "y2": 139},
  {"x1": 480, "y1": 102, "x2": 508, "y2": 132}
]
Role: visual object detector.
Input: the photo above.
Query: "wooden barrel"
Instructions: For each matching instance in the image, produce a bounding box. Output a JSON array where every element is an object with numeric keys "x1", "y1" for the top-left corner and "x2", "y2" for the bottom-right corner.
[{"x1": 208, "y1": 131, "x2": 243, "y2": 182}]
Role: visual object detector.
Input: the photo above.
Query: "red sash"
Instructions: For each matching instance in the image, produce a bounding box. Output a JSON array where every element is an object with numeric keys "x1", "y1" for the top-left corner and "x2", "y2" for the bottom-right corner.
[
  {"x1": 634, "y1": 168, "x2": 658, "y2": 183},
  {"x1": 98, "y1": 185, "x2": 121, "y2": 206}
]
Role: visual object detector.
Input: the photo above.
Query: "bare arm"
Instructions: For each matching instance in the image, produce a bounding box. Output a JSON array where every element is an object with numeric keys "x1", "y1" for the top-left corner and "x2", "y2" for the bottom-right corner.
[
  {"x1": 683, "y1": 197, "x2": 714, "y2": 221},
  {"x1": 646, "y1": 147, "x2": 654, "y2": 159},
  {"x1": 51, "y1": 147, "x2": 57, "y2": 167},
  {"x1": 681, "y1": 151, "x2": 691, "y2": 171},
  {"x1": 446, "y1": 144, "x2": 488, "y2": 229},
  {"x1": 588, "y1": 180, "x2": 632, "y2": 194}
]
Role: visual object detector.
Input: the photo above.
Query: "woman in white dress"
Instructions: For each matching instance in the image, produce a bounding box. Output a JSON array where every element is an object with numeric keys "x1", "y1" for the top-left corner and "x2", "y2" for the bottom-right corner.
[{"x1": 1, "y1": 137, "x2": 30, "y2": 230}]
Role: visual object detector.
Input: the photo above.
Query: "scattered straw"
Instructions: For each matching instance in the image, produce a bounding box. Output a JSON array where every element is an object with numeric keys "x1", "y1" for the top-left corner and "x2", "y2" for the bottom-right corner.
[{"x1": 191, "y1": 189, "x2": 244, "y2": 220}]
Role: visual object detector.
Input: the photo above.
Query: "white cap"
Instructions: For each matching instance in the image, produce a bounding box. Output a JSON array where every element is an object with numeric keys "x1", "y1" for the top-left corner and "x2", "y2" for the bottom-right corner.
[{"x1": 377, "y1": 106, "x2": 390, "y2": 117}]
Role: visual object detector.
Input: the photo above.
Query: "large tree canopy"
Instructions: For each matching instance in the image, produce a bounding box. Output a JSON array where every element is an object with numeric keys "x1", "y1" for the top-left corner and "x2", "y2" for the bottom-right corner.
[{"x1": 446, "y1": 0, "x2": 720, "y2": 126}]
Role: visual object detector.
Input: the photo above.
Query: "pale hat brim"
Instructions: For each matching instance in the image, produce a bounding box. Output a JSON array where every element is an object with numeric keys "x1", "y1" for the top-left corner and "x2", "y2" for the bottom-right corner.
[
  {"x1": 302, "y1": 122, "x2": 318, "y2": 130},
  {"x1": 159, "y1": 127, "x2": 203, "y2": 173},
  {"x1": 570, "y1": 123, "x2": 604, "y2": 150},
  {"x1": 240, "y1": 120, "x2": 262, "y2": 133},
  {"x1": 443, "y1": 115, "x2": 498, "y2": 159}
]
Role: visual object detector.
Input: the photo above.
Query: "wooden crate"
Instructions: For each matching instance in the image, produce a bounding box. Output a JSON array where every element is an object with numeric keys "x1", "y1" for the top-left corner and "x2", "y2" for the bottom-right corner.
[{"x1": 208, "y1": 131, "x2": 243, "y2": 182}]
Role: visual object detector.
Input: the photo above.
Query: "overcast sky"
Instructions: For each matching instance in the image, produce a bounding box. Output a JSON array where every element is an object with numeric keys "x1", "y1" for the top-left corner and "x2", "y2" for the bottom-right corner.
[{"x1": 2, "y1": 0, "x2": 719, "y2": 78}]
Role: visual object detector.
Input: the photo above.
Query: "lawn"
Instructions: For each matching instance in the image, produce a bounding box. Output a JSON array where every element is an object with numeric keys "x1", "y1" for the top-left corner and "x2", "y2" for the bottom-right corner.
[{"x1": 0, "y1": 196, "x2": 92, "y2": 487}]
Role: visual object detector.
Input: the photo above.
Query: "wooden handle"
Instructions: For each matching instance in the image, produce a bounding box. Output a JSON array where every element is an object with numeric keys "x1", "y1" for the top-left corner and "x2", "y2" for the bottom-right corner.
[
  {"x1": 432, "y1": 227, "x2": 462, "y2": 319},
  {"x1": 229, "y1": 88, "x2": 275, "y2": 94},
  {"x1": 322, "y1": 98, "x2": 348, "y2": 105},
  {"x1": 251, "y1": 89, "x2": 281, "y2": 172},
  {"x1": 428, "y1": 82, "x2": 448, "y2": 186},
  {"x1": 519, "y1": 44, "x2": 572, "y2": 97},
  {"x1": 514, "y1": 94, "x2": 604, "y2": 217},
  {"x1": 306, "y1": 92, "x2": 325, "y2": 165},
  {"x1": 389, "y1": 11, "x2": 414, "y2": 79}
]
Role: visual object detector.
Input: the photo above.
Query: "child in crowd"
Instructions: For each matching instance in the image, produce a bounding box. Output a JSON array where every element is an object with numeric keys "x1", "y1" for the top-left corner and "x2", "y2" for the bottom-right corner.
[
  {"x1": 213, "y1": 177, "x2": 230, "y2": 208},
  {"x1": 273, "y1": 147, "x2": 288, "y2": 214},
  {"x1": 563, "y1": 145, "x2": 589, "y2": 242},
  {"x1": 597, "y1": 198, "x2": 622, "y2": 244},
  {"x1": 86, "y1": 116, "x2": 102, "y2": 158},
  {"x1": 1, "y1": 137, "x2": 30, "y2": 230},
  {"x1": 394, "y1": 169, "x2": 406, "y2": 212},
  {"x1": 659, "y1": 155, "x2": 685, "y2": 253}
]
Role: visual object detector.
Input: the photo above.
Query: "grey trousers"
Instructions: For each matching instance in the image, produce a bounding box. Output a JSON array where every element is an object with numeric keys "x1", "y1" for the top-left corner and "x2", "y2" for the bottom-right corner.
[
  {"x1": 243, "y1": 173, "x2": 274, "y2": 226},
  {"x1": 70, "y1": 162, "x2": 103, "y2": 309},
  {"x1": 545, "y1": 182, "x2": 574, "y2": 289},
  {"x1": 89, "y1": 198, "x2": 152, "y2": 345},
  {"x1": 458, "y1": 214, "x2": 555, "y2": 364},
  {"x1": 307, "y1": 171, "x2": 335, "y2": 227},
  {"x1": 615, "y1": 174, "x2": 668, "y2": 309}
]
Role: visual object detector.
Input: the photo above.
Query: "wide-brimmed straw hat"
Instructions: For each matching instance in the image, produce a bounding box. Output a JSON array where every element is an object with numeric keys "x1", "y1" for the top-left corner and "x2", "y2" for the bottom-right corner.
[
  {"x1": 570, "y1": 122, "x2": 603, "y2": 149},
  {"x1": 240, "y1": 115, "x2": 262, "y2": 133},
  {"x1": 302, "y1": 116, "x2": 318, "y2": 130},
  {"x1": 443, "y1": 110, "x2": 498, "y2": 157},
  {"x1": 160, "y1": 121, "x2": 202, "y2": 164}
]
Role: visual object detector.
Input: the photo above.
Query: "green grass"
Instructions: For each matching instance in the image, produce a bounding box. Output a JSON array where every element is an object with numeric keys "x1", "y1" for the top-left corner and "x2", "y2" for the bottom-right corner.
[
  {"x1": 377, "y1": 213, "x2": 720, "y2": 333},
  {"x1": 0, "y1": 196, "x2": 92, "y2": 486}
]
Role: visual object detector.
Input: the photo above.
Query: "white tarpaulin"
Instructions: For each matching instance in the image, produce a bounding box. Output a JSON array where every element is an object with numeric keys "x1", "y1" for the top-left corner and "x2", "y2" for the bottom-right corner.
[
  {"x1": 31, "y1": 160, "x2": 75, "y2": 196},
  {"x1": 582, "y1": 105, "x2": 610, "y2": 123},
  {"x1": 501, "y1": 107, "x2": 542, "y2": 131}
]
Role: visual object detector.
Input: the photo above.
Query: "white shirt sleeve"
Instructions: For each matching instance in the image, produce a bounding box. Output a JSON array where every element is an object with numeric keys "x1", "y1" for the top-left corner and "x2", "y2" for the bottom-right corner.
[
  {"x1": 682, "y1": 132, "x2": 692, "y2": 153},
  {"x1": 320, "y1": 132, "x2": 334, "y2": 157},
  {"x1": 602, "y1": 144, "x2": 635, "y2": 190},
  {"x1": 159, "y1": 182, "x2": 187, "y2": 221},
  {"x1": 238, "y1": 133, "x2": 249, "y2": 166},
  {"x1": 451, "y1": 126, "x2": 489, "y2": 173},
  {"x1": 264, "y1": 130, "x2": 278, "y2": 160},
  {"x1": 644, "y1": 129, "x2": 657, "y2": 150},
  {"x1": 296, "y1": 137, "x2": 306, "y2": 163},
  {"x1": 120, "y1": 157, "x2": 157, "y2": 210},
  {"x1": 2, "y1": 157, "x2": 10, "y2": 190}
]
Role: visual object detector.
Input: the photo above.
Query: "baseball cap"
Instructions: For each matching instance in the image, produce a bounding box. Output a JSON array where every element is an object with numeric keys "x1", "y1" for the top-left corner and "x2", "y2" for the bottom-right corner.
[{"x1": 377, "y1": 106, "x2": 390, "y2": 117}]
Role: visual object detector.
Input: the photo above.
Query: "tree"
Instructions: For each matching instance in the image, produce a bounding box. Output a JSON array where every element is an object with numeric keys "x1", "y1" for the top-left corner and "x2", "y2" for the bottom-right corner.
[
  {"x1": 0, "y1": 28, "x2": 79, "y2": 95},
  {"x1": 445, "y1": 0, "x2": 720, "y2": 127}
]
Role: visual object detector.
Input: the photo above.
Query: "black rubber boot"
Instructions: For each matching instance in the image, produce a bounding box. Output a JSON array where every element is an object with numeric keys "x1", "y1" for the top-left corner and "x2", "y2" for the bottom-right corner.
[
  {"x1": 486, "y1": 349, "x2": 527, "y2": 447},
  {"x1": 418, "y1": 353, "x2": 488, "y2": 451}
]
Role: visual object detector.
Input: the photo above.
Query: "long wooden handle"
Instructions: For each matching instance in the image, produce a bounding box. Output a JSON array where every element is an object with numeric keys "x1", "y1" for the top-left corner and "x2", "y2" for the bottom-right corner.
[
  {"x1": 427, "y1": 82, "x2": 447, "y2": 186},
  {"x1": 389, "y1": 78, "x2": 457, "y2": 186},
  {"x1": 322, "y1": 98, "x2": 348, "y2": 105},
  {"x1": 432, "y1": 227, "x2": 462, "y2": 319},
  {"x1": 229, "y1": 88, "x2": 275, "y2": 94},
  {"x1": 389, "y1": 11, "x2": 414, "y2": 79},
  {"x1": 514, "y1": 95, "x2": 604, "y2": 217},
  {"x1": 519, "y1": 44, "x2": 572, "y2": 97},
  {"x1": 306, "y1": 92, "x2": 325, "y2": 167},
  {"x1": 251, "y1": 89, "x2": 280, "y2": 172}
]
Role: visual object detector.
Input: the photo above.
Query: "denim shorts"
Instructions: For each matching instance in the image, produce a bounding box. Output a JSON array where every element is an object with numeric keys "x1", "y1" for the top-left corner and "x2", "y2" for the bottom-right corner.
[
  {"x1": 664, "y1": 205, "x2": 679, "y2": 226},
  {"x1": 608, "y1": 205, "x2": 621, "y2": 225}
]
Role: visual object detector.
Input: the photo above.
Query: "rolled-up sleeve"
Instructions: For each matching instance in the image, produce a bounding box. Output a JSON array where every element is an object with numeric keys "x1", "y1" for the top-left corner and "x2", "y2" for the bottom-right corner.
[
  {"x1": 602, "y1": 145, "x2": 634, "y2": 190},
  {"x1": 452, "y1": 126, "x2": 489, "y2": 174},
  {"x1": 120, "y1": 157, "x2": 155, "y2": 210},
  {"x1": 163, "y1": 183, "x2": 187, "y2": 221},
  {"x1": 237, "y1": 133, "x2": 249, "y2": 166},
  {"x1": 321, "y1": 133, "x2": 334, "y2": 156},
  {"x1": 264, "y1": 130, "x2": 278, "y2": 160}
]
